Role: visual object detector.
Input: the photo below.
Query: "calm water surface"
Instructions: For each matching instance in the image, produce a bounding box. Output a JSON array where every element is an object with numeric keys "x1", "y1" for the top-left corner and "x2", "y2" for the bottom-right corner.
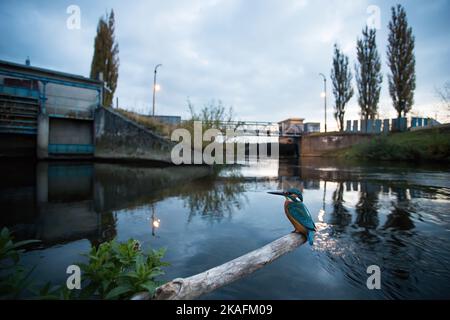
[{"x1": 1, "y1": 158, "x2": 450, "y2": 299}]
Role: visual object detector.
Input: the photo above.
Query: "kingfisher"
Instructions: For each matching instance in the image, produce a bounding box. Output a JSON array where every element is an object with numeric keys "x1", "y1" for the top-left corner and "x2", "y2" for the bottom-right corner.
[{"x1": 268, "y1": 188, "x2": 316, "y2": 245}]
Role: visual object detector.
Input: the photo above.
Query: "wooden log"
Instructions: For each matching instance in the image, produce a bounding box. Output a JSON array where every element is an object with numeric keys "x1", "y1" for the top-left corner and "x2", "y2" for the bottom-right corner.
[{"x1": 131, "y1": 232, "x2": 306, "y2": 300}]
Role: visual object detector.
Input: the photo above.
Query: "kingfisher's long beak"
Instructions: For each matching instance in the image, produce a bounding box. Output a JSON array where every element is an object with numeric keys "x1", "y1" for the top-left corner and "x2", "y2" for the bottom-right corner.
[{"x1": 268, "y1": 191, "x2": 286, "y2": 196}]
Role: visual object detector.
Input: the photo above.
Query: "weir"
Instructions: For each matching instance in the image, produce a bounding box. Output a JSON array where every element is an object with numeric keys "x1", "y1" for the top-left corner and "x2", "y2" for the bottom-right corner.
[{"x1": 0, "y1": 60, "x2": 175, "y2": 163}]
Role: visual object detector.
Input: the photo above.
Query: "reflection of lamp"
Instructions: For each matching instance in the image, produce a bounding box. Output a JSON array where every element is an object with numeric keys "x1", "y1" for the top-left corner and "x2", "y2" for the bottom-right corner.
[
  {"x1": 318, "y1": 209, "x2": 325, "y2": 222},
  {"x1": 315, "y1": 181, "x2": 329, "y2": 233},
  {"x1": 319, "y1": 181, "x2": 327, "y2": 222},
  {"x1": 151, "y1": 205, "x2": 161, "y2": 237}
]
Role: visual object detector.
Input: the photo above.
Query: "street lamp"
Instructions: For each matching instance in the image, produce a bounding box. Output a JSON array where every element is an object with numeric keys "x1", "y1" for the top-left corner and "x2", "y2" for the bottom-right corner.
[
  {"x1": 152, "y1": 64, "x2": 162, "y2": 116},
  {"x1": 319, "y1": 73, "x2": 327, "y2": 133}
]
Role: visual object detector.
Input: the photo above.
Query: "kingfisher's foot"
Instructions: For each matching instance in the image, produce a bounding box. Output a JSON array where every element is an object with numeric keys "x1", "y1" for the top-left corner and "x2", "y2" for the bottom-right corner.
[{"x1": 291, "y1": 230, "x2": 299, "y2": 234}]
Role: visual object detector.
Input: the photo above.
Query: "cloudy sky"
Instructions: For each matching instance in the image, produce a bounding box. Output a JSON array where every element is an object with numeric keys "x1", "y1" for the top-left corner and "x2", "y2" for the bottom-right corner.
[{"x1": 1, "y1": 0, "x2": 449, "y2": 130}]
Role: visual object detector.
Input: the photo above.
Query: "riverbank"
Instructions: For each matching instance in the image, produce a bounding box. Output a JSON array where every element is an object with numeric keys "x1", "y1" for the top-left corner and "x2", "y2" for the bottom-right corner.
[{"x1": 333, "y1": 126, "x2": 450, "y2": 162}]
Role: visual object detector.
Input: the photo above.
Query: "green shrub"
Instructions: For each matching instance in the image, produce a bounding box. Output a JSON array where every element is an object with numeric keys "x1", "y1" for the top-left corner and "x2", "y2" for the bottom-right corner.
[
  {"x1": 0, "y1": 228, "x2": 40, "y2": 299},
  {"x1": 78, "y1": 239, "x2": 168, "y2": 300},
  {"x1": 0, "y1": 228, "x2": 169, "y2": 300}
]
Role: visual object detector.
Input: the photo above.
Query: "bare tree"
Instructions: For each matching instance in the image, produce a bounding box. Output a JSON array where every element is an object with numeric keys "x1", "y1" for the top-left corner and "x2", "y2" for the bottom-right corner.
[{"x1": 437, "y1": 82, "x2": 450, "y2": 110}]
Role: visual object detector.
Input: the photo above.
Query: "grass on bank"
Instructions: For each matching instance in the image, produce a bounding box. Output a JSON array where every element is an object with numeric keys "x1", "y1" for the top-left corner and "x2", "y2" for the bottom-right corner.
[
  {"x1": 336, "y1": 127, "x2": 450, "y2": 162},
  {"x1": 115, "y1": 108, "x2": 175, "y2": 138},
  {"x1": 115, "y1": 100, "x2": 237, "y2": 146}
]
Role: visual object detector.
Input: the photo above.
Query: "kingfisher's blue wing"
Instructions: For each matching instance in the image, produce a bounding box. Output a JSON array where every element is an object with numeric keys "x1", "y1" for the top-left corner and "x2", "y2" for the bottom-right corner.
[{"x1": 287, "y1": 202, "x2": 316, "y2": 231}]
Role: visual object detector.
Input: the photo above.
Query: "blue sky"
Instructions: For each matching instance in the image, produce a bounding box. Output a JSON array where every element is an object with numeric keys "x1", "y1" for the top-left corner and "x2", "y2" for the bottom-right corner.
[{"x1": 0, "y1": 0, "x2": 449, "y2": 129}]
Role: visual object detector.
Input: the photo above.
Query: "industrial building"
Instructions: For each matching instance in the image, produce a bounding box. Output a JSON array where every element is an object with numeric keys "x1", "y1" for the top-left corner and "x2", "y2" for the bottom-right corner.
[
  {"x1": 278, "y1": 118, "x2": 321, "y2": 135},
  {"x1": 0, "y1": 59, "x2": 103, "y2": 158}
]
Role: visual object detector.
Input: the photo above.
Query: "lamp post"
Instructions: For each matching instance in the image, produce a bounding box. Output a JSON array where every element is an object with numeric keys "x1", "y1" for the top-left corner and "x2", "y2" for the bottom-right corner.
[
  {"x1": 152, "y1": 64, "x2": 162, "y2": 116},
  {"x1": 319, "y1": 73, "x2": 327, "y2": 133}
]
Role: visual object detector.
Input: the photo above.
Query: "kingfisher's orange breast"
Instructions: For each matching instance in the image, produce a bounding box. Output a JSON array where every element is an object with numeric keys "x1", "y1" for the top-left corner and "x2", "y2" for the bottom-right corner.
[{"x1": 284, "y1": 200, "x2": 308, "y2": 235}]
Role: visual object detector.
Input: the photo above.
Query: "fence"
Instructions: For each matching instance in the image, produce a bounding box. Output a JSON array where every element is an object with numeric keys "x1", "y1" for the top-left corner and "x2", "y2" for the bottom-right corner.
[{"x1": 345, "y1": 117, "x2": 439, "y2": 134}]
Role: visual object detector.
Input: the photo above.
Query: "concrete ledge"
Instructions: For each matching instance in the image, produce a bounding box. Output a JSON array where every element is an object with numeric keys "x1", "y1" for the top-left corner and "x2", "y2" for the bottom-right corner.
[
  {"x1": 94, "y1": 107, "x2": 175, "y2": 163},
  {"x1": 301, "y1": 132, "x2": 375, "y2": 157}
]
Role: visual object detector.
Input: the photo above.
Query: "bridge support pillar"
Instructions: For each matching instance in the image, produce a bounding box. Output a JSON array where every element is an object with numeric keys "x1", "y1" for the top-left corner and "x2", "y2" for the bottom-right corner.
[{"x1": 37, "y1": 113, "x2": 49, "y2": 159}]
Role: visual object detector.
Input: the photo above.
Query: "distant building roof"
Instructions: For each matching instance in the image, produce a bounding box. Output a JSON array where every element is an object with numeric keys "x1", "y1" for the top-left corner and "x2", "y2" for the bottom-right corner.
[
  {"x1": 278, "y1": 118, "x2": 305, "y2": 124},
  {"x1": 0, "y1": 59, "x2": 102, "y2": 87}
]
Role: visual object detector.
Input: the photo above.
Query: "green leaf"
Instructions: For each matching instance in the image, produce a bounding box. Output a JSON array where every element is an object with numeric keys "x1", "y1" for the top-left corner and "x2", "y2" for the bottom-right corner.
[
  {"x1": 148, "y1": 270, "x2": 164, "y2": 278},
  {"x1": 140, "y1": 282, "x2": 157, "y2": 294},
  {"x1": 105, "y1": 286, "x2": 131, "y2": 300},
  {"x1": 12, "y1": 240, "x2": 41, "y2": 249},
  {"x1": 123, "y1": 271, "x2": 139, "y2": 279}
]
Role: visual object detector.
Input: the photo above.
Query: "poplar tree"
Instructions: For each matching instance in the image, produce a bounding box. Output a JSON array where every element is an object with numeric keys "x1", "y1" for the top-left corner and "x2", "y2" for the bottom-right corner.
[
  {"x1": 331, "y1": 44, "x2": 354, "y2": 131},
  {"x1": 90, "y1": 9, "x2": 119, "y2": 107},
  {"x1": 387, "y1": 4, "x2": 416, "y2": 119},
  {"x1": 355, "y1": 26, "x2": 383, "y2": 126}
]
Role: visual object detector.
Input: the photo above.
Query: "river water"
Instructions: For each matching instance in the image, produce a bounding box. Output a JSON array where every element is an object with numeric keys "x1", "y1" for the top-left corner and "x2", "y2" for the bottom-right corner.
[{"x1": 1, "y1": 158, "x2": 450, "y2": 299}]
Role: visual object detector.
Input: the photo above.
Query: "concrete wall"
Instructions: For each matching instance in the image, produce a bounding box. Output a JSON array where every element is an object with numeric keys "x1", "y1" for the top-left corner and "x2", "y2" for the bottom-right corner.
[
  {"x1": 94, "y1": 107, "x2": 174, "y2": 163},
  {"x1": 49, "y1": 118, "x2": 93, "y2": 145},
  {"x1": 279, "y1": 136, "x2": 299, "y2": 157},
  {"x1": 300, "y1": 133, "x2": 374, "y2": 157}
]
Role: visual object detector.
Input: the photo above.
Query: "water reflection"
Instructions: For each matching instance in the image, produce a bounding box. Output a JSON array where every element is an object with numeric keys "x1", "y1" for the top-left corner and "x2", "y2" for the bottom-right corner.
[
  {"x1": 330, "y1": 182, "x2": 352, "y2": 231},
  {"x1": 1, "y1": 157, "x2": 450, "y2": 299},
  {"x1": 0, "y1": 161, "x2": 214, "y2": 246},
  {"x1": 151, "y1": 205, "x2": 160, "y2": 237},
  {"x1": 383, "y1": 188, "x2": 415, "y2": 231},
  {"x1": 181, "y1": 178, "x2": 248, "y2": 222},
  {"x1": 297, "y1": 159, "x2": 450, "y2": 299},
  {"x1": 352, "y1": 182, "x2": 380, "y2": 247}
]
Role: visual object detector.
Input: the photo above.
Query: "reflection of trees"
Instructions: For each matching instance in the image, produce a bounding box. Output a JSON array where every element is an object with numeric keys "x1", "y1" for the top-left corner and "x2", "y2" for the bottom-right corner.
[
  {"x1": 329, "y1": 182, "x2": 352, "y2": 231},
  {"x1": 384, "y1": 207, "x2": 414, "y2": 231},
  {"x1": 354, "y1": 182, "x2": 379, "y2": 230},
  {"x1": 180, "y1": 176, "x2": 247, "y2": 222},
  {"x1": 384, "y1": 187, "x2": 414, "y2": 231},
  {"x1": 89, "y1": 211, "x2": 117, "y2": 248}
]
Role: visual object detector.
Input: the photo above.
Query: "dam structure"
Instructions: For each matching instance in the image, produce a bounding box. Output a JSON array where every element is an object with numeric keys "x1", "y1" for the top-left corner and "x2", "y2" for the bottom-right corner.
[{"x1": 0, "y1": 60, "x2": 173, "y2": 163}]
